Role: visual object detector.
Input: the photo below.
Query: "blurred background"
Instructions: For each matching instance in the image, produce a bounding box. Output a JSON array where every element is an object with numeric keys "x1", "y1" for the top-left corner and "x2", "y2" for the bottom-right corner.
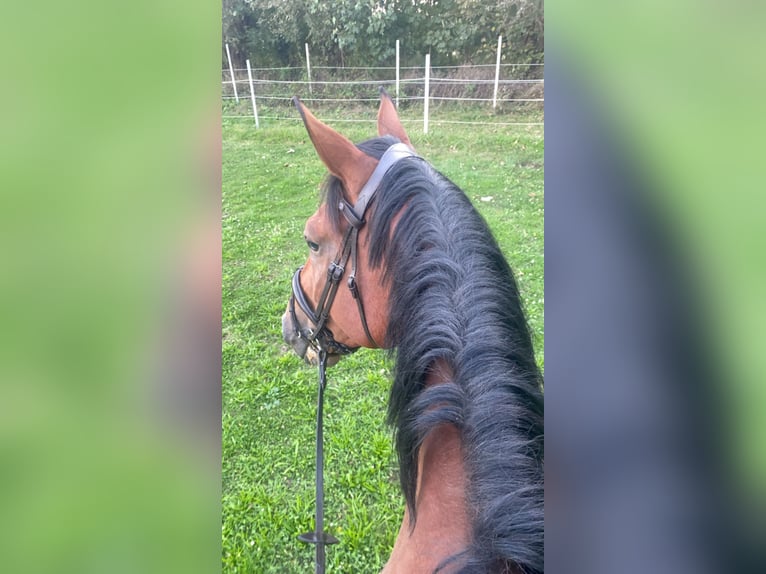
[
  {"x1": 546, "y1": 3, "x2": 766, "y2": 573},
  {"x1": 0, "y1": 2, "x2": 220, "y2": 573},
  {"x1": 1, "y1": 1, "x2": 764, "y2": 573}
]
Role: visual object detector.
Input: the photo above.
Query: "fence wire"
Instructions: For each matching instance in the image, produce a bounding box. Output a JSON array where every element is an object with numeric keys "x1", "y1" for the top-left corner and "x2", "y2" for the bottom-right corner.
[{"x1": 221, "y1": 62, "x2": 544, "y2": 128}]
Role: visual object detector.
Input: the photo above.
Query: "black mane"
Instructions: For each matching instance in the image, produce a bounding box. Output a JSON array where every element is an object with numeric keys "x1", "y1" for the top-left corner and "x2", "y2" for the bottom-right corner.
[{"x1": 323, "y1": 136, "x2": 544, "y2": 573}]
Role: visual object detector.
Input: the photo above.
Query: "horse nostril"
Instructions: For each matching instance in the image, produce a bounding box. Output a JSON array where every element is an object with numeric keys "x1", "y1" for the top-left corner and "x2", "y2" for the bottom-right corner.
[
  {"x1": 281, "y1": 310, "x2": 311, "y2": 361},
  {"x1": 281, "y1": 312, "x2": 296, "y2": 343}
]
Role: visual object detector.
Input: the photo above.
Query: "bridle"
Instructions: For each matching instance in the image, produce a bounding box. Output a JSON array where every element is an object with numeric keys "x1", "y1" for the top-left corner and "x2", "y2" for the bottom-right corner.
[
  {"x1": 290, "y1": 142, "x2": 417, "y2": 574},
  {"x1": 288, "y1": 142, "x2": 417, "y2": 356}
]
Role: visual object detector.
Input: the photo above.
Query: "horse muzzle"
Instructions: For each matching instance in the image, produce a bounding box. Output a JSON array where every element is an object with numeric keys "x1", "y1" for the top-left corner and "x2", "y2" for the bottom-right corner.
[{"x1": 281, "y1": 306, "x2": 348, "y2": 368}]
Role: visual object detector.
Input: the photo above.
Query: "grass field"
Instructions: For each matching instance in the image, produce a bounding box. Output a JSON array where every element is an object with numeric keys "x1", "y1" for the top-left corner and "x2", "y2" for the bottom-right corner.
[{"x1": 222, "y1": 106, "x2": 544, "y2": 573}]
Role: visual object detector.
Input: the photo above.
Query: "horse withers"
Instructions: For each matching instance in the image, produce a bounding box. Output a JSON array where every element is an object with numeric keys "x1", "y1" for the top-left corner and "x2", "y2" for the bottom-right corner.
[{"x1": 282, "y1": 91, "x2": 544, "y2": 574}]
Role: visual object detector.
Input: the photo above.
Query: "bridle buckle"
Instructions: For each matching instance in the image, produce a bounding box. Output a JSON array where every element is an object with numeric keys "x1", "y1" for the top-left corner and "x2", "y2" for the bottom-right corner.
[
  {"x1": 347, "y1": 276, "x2": 359, "y2": 299},
  {"x1": 328, "y1": 262, "x2": 344, "y2": 282}
]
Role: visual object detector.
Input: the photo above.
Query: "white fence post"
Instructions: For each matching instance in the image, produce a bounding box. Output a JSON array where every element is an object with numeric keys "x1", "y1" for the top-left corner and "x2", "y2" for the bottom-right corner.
[
  {"x1": 395, "y1": 40, "x2": 400, "y2": 108},
  {"x1": 246, "y1": 59, "x2": 259, "y2": 128},
  {"x1": 226, "y1": 43, "x2": 239, "y2": 102},
  {"x1": 493, "y1": 35, "x2": 502, "y2": 109},
  {"x1": 423, "y1": 53, "x2": 430, "y2": 134},
  {"x1": 305, "y1": 43, "x2": 313, "y2": 94}
]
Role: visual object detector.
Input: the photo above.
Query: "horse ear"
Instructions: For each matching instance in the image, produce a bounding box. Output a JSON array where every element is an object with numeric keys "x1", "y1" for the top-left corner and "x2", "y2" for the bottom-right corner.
[
  {"x1": 377, "y1": 87, "x2": 413, "y2": 149},
  {"x1": 293, "y1": 97, "x2": 378, "y2": 201}
]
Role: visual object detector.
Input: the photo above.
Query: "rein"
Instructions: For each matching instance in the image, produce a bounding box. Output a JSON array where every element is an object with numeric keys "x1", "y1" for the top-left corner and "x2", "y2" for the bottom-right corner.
[
  {"x1": 298, "y1": 349, "x2": 338, "y2": 574},
  {"x1": 293, "y1": 142, "x2": 417, "y2": 573}
]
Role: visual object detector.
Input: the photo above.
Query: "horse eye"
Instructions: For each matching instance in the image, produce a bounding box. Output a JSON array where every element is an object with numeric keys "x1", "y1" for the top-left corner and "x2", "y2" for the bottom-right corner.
[{"x1": 306, "y1": 239, "x2": 320, "y2": 252}]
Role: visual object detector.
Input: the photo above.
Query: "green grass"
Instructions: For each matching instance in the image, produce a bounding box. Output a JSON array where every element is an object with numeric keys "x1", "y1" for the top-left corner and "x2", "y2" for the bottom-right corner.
[{"x1": 222, "y1": 111, "x2": 543, "y2": 573}]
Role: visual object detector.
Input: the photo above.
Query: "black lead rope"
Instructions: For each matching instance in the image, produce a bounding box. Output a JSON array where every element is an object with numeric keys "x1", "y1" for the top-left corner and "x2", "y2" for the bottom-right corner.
[{"x1": 298, "y1": 350, "x2": 339, "y2": 573}]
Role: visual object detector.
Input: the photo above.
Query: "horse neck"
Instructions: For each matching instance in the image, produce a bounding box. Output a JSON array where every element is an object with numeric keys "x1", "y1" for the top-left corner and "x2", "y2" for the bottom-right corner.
[
  {"x1": 382, "y1": 360, "x2": 470, "y2": 573},
  {"x1": 417, "y1": 359, "x2": 467, "y2": 519}
]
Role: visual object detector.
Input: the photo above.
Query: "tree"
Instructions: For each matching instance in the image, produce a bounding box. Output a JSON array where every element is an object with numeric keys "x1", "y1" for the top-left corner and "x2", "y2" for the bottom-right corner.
[{"x1": 222, "y1": 0, "x2": 543, "y2": 69}]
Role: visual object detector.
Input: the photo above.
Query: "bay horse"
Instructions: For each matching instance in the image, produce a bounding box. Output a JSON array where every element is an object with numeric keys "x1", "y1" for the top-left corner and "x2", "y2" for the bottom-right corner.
[{"x1": 281, "y1": 92, "x2": 544, "y2": 573}]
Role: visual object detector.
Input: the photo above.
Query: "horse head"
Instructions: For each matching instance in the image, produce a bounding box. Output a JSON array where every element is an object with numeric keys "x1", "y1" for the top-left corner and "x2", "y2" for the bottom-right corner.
[{"x1": 281, "y1": 90, "x2": 413, "y2": 366}]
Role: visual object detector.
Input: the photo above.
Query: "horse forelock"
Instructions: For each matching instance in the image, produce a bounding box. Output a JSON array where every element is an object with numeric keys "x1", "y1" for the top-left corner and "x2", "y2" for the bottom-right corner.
[{"x1": 319, "y1": 135, "x2": 544, "y2": 573}]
